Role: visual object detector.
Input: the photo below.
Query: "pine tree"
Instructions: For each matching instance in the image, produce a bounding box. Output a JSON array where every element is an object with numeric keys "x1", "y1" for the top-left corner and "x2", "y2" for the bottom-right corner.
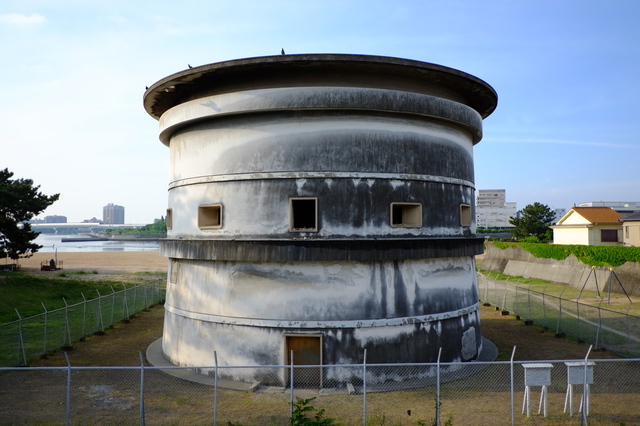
[{"x1": 0, "y1": 169, "x2": 59, "y2": 259}]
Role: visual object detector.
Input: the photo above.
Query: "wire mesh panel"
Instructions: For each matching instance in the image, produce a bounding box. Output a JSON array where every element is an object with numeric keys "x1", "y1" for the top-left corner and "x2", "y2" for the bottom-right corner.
[
  {"x1": 69, "y1": 367, "x2": 141, "y2": 424},
  {"x1": 442, "y1": 362, "x2": 513, "y2": 425},
  {"x1": 215, "y1": 366, "x2": 291, "y2": 425},
  {"x1": 599, "y1": 360, "x2": 640, "y2": 423},
  {"x1": 304, "y1": 364, "x2": 363, "y2": 425},
  {"x1": 144, "y1": 368, "x2": 215, "y2": 424},
  {"x1": 598, "y1": 307, "x2": 639, "y2": 356},
  {"x1": 0, "y1": 324, "x2": 22, "y2": 366},
  {"x1": 0, "y1": 368, "x2": 67, "y2": 424}
]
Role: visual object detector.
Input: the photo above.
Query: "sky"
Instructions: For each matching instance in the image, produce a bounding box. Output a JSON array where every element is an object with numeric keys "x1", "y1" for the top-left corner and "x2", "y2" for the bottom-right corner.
[{"x1": 2, "y1": 1, "x2": 639, "y2": 224}]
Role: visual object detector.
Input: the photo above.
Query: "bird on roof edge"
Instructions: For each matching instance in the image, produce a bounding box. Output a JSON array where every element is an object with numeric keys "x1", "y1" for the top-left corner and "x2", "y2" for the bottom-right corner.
[
  {"x1": 188, "y1": 64, "x2": 193, "y2": 68},
  {"x1": 281, "y1": 48, "x2": 285, "y2": 55}
]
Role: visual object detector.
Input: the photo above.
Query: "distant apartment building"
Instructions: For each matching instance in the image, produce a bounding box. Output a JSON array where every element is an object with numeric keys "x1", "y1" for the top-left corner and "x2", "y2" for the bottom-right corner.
[
  {"x1": 103, "y1": 203, "x2": 125, "y2": 224},
  {"x1": 476, "y1": 189, "x2": 517, "y2": 228},
  {"x1": 44, "y1": 215, "x2": 67, "y2": 223},
  {"x1": 578, "y1": 201, "x2": 640, "y2": 215}
]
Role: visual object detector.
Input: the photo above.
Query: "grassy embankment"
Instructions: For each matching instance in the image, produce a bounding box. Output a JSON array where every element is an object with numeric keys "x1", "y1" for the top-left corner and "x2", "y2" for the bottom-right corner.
[{"x1": 0, "y1": 270, "x2": 164, "y2": 324}]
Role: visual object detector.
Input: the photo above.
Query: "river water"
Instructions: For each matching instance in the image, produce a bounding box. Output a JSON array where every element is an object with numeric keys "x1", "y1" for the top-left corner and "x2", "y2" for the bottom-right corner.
[{"x1": 34, "y1": 234, "x2": 160, "y2": 253}]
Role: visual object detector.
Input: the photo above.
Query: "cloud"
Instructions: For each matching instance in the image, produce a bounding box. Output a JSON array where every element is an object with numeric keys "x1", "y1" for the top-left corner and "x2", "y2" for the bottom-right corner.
[{"x1": 0, "y1": 13, "x2": 45, "y2": 25}]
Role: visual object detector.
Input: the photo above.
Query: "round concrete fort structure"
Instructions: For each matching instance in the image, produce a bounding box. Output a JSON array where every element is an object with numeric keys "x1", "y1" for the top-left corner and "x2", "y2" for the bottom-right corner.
[{"x1": 143, "y1": 54, "x2": 497, "y2": 382}]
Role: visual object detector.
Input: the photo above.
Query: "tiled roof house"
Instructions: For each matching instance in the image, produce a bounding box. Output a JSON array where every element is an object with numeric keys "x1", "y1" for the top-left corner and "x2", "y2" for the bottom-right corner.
[{"x1": 552, "y1": 207, "x2": 623, "y2": 246}]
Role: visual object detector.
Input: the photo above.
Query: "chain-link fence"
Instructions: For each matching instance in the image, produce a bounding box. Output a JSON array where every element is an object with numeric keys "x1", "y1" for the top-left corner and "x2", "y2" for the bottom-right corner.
[
  {"x1": 0, "y1": 280, "x2": 165, "y2": 367},
  {"x1": 0, "y1": 357, "x2": 639, "y2": 425},
  {"x1": 478, "y1": 273, "x2": 640, "y2": 357}
]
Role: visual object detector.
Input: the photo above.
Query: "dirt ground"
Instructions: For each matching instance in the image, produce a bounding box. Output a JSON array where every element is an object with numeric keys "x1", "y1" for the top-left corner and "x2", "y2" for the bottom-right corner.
[{"x1": 26, "y1": 251, "x2": 621, "y2": 367}]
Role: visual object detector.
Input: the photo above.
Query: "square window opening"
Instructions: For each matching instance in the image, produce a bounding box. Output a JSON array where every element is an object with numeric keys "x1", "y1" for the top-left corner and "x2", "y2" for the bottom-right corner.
[
  {"x1": 391, "y1": 203, "x2": 422, "y2": 228},
  {"x1": 198, "y1": 205, "x2": 222, "y2": 229},
  {"x1": 290, "y1": 198, "x2": 318, "y2": 232},
  {"x1": 460, "y1": 204, "x2": 472, "y2": 227},
  {"x1": 166, "y1": 208, "x2": 173, "y2": 230}
]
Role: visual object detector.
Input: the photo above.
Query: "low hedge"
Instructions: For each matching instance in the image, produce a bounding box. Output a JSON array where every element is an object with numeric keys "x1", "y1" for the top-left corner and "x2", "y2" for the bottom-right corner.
[{"x1": 491, "y1": 241, "x2": 640, "y2": 267}]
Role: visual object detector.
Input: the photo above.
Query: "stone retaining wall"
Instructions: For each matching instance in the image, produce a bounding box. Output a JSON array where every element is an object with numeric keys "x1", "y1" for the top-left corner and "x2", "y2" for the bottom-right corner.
[{"x1": 481, "y1": 242, "x2": 640, "y2": 297}]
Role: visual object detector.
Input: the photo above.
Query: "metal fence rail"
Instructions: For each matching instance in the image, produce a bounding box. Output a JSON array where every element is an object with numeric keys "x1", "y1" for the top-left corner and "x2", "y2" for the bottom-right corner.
[
  {"x1": 0, "y1": 280, "x2": 165, "y2": 367},
  {"x1": 478, "y1": 273, "x2": 640, "y2": 357},
  {"x1": 0, "y1": 357, "x2": 638, "y2": 425}
]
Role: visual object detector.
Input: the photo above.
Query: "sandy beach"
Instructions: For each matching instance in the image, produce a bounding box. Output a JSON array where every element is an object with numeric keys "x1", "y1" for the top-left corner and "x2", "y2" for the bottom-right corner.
[{"x1": 13, "y1": 251, "x2": 168, "y2": 274}]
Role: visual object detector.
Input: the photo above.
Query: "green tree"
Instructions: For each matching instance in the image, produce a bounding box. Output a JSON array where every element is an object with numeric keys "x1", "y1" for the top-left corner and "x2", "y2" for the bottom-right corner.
[
  {"x1": 509, "y1": 202, "x2": 556, "y2": 242},
  {"x1": 0, "y1": 169, "x2": 59, "y2": 259}
]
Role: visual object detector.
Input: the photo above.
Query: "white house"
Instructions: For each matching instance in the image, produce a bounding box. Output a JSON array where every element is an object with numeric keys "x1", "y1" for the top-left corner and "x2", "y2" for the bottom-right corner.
[{"x1": 552, "y1": 207, "x2": 623, "y2": 246}]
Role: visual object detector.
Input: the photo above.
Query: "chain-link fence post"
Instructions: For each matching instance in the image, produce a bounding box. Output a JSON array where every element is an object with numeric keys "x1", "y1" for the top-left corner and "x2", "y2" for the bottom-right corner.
[
  {"x1": 557, "y1": 288, "x2": 566, "y2": 335},
  {"x1": 123, "y1": 284, "x2": 130, "y2": 320},
  {"x1": 143, "y1": 282, "x2": 148, "y2": 309},
  {"x1": 542, "y1": 285, "x2": 547, "y2": 328},
  {"x1": 510, "y1": 346, "x2": 516, "y2": 426},
  {"x1": 483, "y1": 274, "x2": 489, "y2": 302},
  {"x1": 96, "y1": 289, "x2": 105, "y2": 332},
  {"x1": 493, "y1": 275, "x2": 498, "y2": 306},
  {"x1": 62, "y1": 298, "x2": 72, "y2": 349},
  {"x1": 41, "y1": 302, "x2": 48, "y2": 357},
  {"x1": 576, "y1": 301, "x2": 582, "y2": 342},
  {"x1": 625, "y1": 304, "x2": 632, "y2": 351},
  {"x1": 362, "y1": 349, "x2": 367, "y2": 426},
  {"x1": 527, "y1": 283, "x2": 532, "y2": 322},
  {"x1": 110, "y1": 286, "x2": 116, "y2": 326},
  {"x1": 132, "y1": 284, "x2": 138, "y2": 313},
  {"x1": 64, "y1": 352, "x2": 71, "y2": 426},
  {"x1": 502, "y1": 278, "x2": 508, "y2": 311},
  {"x1": 581, "y1": 346, "x2": 592, "y2": 425},
  {"x1": 435, "y1": 347, "x2": 442, "y2": 426},
  {"x1": 595, "y1": 298, "x2": 604, "y2": 349},
  {"x1": 139, "y1": 352, "x2": 146, "y2": 426},
  {"x1": 15, "y1": 309, "x2": 26, "y2": 365},
  {"x1": 289, "y1": 350, "x2": 294, "y2": 419},
  {"x1": 81, "y1": 293, "x2": 87, "y2": 339}
]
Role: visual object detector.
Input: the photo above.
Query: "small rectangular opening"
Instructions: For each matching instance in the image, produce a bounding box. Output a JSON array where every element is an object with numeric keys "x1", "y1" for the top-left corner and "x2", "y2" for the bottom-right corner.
[
  {"x1": 170, "y1": 259, "x2": 179, "y2": 284},
  {"x1": 165, "y1": 208, "x2": 173, "y2": 230},
  {"x1": 391, "y1": 203, "x2": 422, "y2": 228},
  {"x1": 290, "y1": 198, "x2": 317, "y2": 232},
  {"x1": 460, "y1": 204, "x2": 472, "y2": 227},
  {"x1": 198, "y1": 204, "x2": 222, "y2": 229}
]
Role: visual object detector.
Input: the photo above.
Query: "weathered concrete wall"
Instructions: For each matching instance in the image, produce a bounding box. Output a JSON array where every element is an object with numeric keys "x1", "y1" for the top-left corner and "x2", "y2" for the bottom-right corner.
[
  {"x1": 482, "y1": 242, "x2": 640, "y2": 297},
  {"x1": 162, "y1": 257, "x2": 481, "y2": 367}
]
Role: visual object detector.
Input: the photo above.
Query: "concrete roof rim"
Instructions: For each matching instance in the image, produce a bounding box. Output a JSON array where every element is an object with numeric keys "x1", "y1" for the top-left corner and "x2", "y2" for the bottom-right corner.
[{"x1": 143, "y1": 53, "x2": 498, "y2": 120}]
